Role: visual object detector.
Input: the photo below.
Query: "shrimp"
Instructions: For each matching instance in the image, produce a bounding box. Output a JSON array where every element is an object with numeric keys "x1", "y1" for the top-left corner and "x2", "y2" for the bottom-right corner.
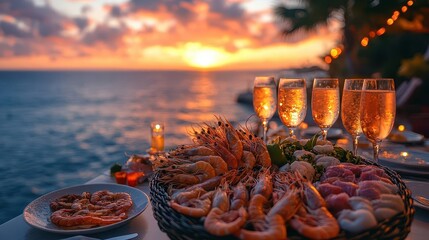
[
  {"x1": 171, "y1": 187, "x2": 207, "y2": 204},
  {"x1": 189, "y1": 155, "x2": 228, "y2": 176},
  {"x1": 210, "y1": 142, "x2": 239, "y2": 169},
  {"x1": 289, "y1": 181, "x2": 340, "y2": 239},
  {"x1": 290, "y1": 206, "x2": 339, "y2": 239},
  {"x1": 215, "y1": 116, "x2": 243, "y2": 161},
  {"x1": 161, "y1": 161, "x2": 216, "y2": 183},
  {"x1": 170, "y1": 198, "x2": 211, "y2": 218},
  {"x1": 231, "y1": 182, "x2": 249, "y2": 210},
  {"x1": 159, "y1": 173, "x2": 200, "y2": 187},
  {"x1": 212, "y1": 184, "x2": 230, "y2": 212},
  {"x1": 204, "y1": 207, "x2": 248, "y2": 236},
  {"x1": 90, "y1": 191, "x2": 132, "y2": 214},
  {"x1": 268, "y1": 188, "x2": 302, "y2": 221},
  {"x1": 301, "y1": 181, "x2": 326, "y2": 210},
  {"x1": 191, "y1": 119, "x2": 239, "y2": 169},
  {"x1": 170, "y1": 176, "x2": 222, "y2": 197},
  {"x1": 248, "y1": 194, "x2": 268, "y2": 231},
  {"x1": 50, "y1": 209, "x2": 125, "y2": 227},
  {"x1": 273, "y1": 171, "x2": 302, "y2": 203},
  {"x1": 170, "y1": 145, "x2": 215, "y2": 157},
  {"x1": 236, "y1": 127, "x2": 271, "y2": 167},
  {"x1": 250, "y1": 169, "x2": 273, "y2": 199},
  {"x1": 235, "y1": 214, "x2": 287, "y2": 240},
  {"x1": 239, "y1": 150, "x2": 256, "y2": 169},
  {"x1": 50, "y1": 192, "x2": 91, "y2": 211}
]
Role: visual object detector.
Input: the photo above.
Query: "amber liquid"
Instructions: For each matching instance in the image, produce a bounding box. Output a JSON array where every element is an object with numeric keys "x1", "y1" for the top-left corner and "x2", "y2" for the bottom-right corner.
[
  {"x1": 341, "y1": 89, "x2": 362, "y2": 136},
  {"x1": 312, "y1": 88, "x2": 339, "y2": 128},
  {"x1": 253, "y1": 85, "x2": 277, "y2": 121},
  {"x1": 151, "y1": 135, "x2": 164, "y2": 151},
  {"x1": 278, "y1": 87, "x2": 307, "y2": 127},
  {"x1": 360, "y1": 90, "x2": 396, "y2": 142}
]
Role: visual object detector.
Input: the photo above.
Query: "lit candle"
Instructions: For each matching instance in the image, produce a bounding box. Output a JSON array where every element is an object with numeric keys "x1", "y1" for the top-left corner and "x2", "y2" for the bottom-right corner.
[
  {"x1": 398, "y1": 125, "x2": 405, "y2": 132},
  {"x1": 114, "y1": 171, "x2": 127, "y2": 185},
  {"x1": 127, "y1": 172, "x2": 140, "y2": 187},
  {"x1": 150, "y1": 121, "x2": 165, "y2": 153}
]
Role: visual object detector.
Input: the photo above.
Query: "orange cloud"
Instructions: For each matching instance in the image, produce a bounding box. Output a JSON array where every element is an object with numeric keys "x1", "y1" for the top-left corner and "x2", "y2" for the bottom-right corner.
[{"x1": 0, "y1": 0, "x2": 338, "y2": 70}]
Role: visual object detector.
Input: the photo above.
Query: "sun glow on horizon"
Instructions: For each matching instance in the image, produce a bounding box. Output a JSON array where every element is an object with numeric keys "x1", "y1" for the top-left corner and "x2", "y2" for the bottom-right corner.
[{"x1": 183, "y1": 43, "x2": 229, "y2": 69}]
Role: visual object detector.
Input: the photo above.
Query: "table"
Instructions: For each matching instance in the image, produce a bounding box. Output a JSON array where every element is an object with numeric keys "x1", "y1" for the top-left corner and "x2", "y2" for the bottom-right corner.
[
  {"x1": 0, "y1": 173, "x2": 169, "y2": 240},
  {"x1": 1, "y1": 172, "x2": 429, "y2": 240}
]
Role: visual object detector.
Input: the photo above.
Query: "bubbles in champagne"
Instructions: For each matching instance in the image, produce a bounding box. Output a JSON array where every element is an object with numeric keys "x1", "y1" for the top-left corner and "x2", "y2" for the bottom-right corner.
[
  {"x1": 312, "y1": 88, "x2": 339, "y2": 128},
  {"x1": 253, "y1": 86, "x2": 277, "y2": 121},
  {"x1": 341, "y1": 89, "x2": 362, "y2": 136},
  {"x1": 278, "y1": 87, "x2": 307, "y2": 127},
  {"x1": 360, "y1": 90, "x2": 396, "y2": 142}
]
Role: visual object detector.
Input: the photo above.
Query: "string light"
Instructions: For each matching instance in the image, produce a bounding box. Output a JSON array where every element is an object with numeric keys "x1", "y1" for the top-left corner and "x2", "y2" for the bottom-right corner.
[{"x1": 325, "y1": 0, "x2": 415, "y2": 64}]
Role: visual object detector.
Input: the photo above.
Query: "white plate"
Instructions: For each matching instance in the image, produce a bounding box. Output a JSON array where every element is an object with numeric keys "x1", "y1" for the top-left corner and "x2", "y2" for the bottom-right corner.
[
  {"x1": 404, "y1": 180, "x2": 429, "y2": 210},
  {"x1": 23, "y1": 183, "x2": 149, "y2": 235},
  {"x1": 388, "y1": 130, "x2": 425, "y2": 144},
  {"x1": 378, "y1": 149, "x2": 429, "y2": 171},
  {"x1": 303, "y1": 127, "x2": 343, "y2": 139}
]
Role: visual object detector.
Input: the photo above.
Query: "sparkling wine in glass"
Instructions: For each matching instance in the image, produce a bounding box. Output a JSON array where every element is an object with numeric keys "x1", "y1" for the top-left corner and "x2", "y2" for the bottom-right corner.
[
  {"x1": 312, "y1": 78, "x2": 340, "y2": 141},
  {"x1": 341, "y1": 79, "x2": 364, "y2": 155},
  {"x1": 360, "y1": 78, "x2": 396, "y2": 162},
  {"x1": 278, "y1": 78, "x2": 307, "y2": 138},
  {"x1": 253, "y1": 76, "x2": 277, "y2": 143}
]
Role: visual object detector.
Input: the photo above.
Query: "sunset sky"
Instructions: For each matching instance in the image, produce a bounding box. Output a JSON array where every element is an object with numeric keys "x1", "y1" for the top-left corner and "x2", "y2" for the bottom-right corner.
[{"x1": 0, "y1": 0, "x2": 340, "y2": 70}]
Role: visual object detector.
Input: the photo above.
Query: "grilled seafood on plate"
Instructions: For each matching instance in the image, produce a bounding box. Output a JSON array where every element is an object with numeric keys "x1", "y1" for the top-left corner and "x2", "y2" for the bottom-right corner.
[{"x1": 50, "y1": 190, "x2": 133, "y2": 229}]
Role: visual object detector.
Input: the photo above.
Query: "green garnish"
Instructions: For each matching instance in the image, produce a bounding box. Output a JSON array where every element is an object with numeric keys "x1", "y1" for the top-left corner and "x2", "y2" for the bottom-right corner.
[
  {"x1": 303, "y1": 133, "x2": 321, "y2": 151},
  {"x1": 267, "y1": 143, "x2": 287, "y2": 167},
  {"x1": 110, "y1": 163, "x2": 122, "y2": 176}
]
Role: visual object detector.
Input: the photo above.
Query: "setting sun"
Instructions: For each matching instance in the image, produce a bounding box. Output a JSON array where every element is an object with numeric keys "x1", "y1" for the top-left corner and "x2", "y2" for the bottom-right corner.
[{"x1": 183, "y1": 43, "x2": 229, "y2": 69}]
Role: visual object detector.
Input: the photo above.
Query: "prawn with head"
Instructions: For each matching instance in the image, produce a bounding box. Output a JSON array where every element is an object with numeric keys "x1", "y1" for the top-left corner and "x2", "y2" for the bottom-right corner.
[
  {"x1": 158, "y1": 161, "x2": 216, "y2": 187},
  {"x1": 235, "y1": 214, "x2": 287, "y2": 240},
  {"x1": 236, "y1": 127, "x2": 271, "y2": 168},
  {"x1": 273, "y1": 171, "x2": 303, "y2": 203},
  {"x1": 289, "y1": 181, "x2": 340, "y2": 239},
  {"x1": 169, "y1": 144, "x2": 216, "y2": 158},
  {"x1": 189, "y1": 155, "x2": 228, "y2": 176},
  {"x1": 169, "y1": 187, "x2": 215, "y2": 218},
  {"x1": 250, "y1": 168, "x2": 273, "y2": 199},
  {"x1": 204, "y1": 182, "x2": 248, "y2": 236},
  {"x1": 190, "y1": 117, "x2": 241, "y2": 169}
]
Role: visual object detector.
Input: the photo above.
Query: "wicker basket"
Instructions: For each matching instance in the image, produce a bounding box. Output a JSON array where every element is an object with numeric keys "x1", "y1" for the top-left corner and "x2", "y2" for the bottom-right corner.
[{"x1": 150, "y1": 159, "x2": 414, "y2": 240}]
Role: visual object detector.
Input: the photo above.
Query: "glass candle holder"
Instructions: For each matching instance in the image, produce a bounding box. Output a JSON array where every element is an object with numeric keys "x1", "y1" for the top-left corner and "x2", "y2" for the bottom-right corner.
[
  {"x1": 127, "y1": 172, "x2": 141, "y2": 187},
  {"x1": 150, "y1": 122, "x2": 165, "y2": 153}
]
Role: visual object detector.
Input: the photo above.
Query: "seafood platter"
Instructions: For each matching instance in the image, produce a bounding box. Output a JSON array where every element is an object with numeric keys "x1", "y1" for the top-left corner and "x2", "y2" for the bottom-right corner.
[{"x1": 150, "y1": 116, "x2": 414, "y2": 240}]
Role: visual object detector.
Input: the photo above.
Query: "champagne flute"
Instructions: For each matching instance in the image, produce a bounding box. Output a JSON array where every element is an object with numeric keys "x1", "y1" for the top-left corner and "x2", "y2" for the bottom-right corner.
[
  {"x1": 360, "y1": 78, "x2": 396, "y2": 162},
  {"x1": 311, "y1": 78, "x2": 340, "y2": 141},
  {"x1": 278, "y1": 78, "x2": 307, "y2": 138},
  {"x1": 341, "y1": 79, "x2": 364, "y2": 155},
  {"x1": 253, "y1": 76, "x2": 277, "y2": 143}
]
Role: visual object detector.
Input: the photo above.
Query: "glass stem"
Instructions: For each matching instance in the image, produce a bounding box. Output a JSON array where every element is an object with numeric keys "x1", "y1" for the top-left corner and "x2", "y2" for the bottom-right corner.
[
  {"x1": 262, "y1": 120, "x2": 269, "y2": 143},
  {"x1": 321, "y1": 129, "x2": 328, "y2": 141},
  {"x1": 288, "y1": 127, "x2": 295, "y2": 138},
  {"x1": 352, "y1": 135, "x2": 359, "y2": 156},
  {"x1": 372, "y1": 140, "x2": 381, "y2": 162}
]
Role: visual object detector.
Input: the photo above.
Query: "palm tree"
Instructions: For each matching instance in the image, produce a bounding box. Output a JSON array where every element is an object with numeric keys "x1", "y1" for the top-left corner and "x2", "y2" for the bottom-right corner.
[{"x1": 275, "y1": 0, "x2": 429, "y2": 76}]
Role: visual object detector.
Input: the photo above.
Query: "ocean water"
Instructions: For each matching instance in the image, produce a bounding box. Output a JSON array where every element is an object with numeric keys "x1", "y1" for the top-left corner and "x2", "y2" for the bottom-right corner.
[{"x1": 0, "y1": 70, "x2": 272, "y2": 224}]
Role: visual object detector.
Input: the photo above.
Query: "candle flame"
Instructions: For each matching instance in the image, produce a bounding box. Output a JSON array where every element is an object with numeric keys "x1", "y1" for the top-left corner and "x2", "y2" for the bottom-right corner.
[
  {"x1": 398, "y1": 125, "x2": 405, "y2": 132},
  {"x1": 400, "y1": 151, "x2": 408, "y2": 158},
  {"x1": 155, "y1": 124, "x2": 161, "y2": 130}
]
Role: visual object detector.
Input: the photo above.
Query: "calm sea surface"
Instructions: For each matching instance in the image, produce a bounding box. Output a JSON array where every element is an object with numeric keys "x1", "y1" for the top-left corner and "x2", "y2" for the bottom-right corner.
[{"x1": 0, "y1": 70, "x2": 275, "y2": 224}]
